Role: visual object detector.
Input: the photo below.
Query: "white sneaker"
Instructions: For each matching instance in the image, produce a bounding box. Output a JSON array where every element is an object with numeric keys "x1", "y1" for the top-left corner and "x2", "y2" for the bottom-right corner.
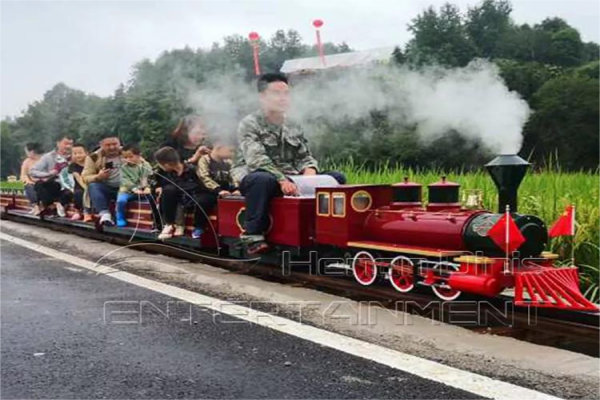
[
  {"x1": 55, "y1": 203, "x2": 66, "y2": 217},
  {"x1": 174, "y1": 225, "x2": 185, "y2": 237},
  {"x1": 158, "y1": 225, "x2": 174, "y2": 240},
  {"x1": 99, "y1": 212, "x2": 114, "y2": 226}
]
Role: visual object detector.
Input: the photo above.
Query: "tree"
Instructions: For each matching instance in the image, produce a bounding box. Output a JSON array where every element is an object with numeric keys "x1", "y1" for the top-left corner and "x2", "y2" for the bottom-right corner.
[
  {"x1": 538, "y1": 17, "x2": 570, "y2": 33},
  {"x1": 582, "y1": 42, "x2": 600, "y2": 63},
  {"x1": 523, "y1": 74, "x2": 599, "y2": 170},
  {"x1": 497, "y1": 23, "x2": 552, "y2": 62},
  {"x1": 303, "y1": 42, "x2": 352, "y2": 57},
  {"x1": 497, "y1": 17, "x2": 585, "y2": 66},
  {"x1": 1, "y1": 120, "x2": 20, "y2": 178},
  {"x1": 406, "y1": 3, "x2": 477, "y2": 67},
  {"x1": 270, "y1": 30, "x2": 306, "y2": 64},
  {"x1": 546, "y1": 27, "x2": 584, "y2": 66},
  {"x1": 222, "y1": 34, "x2": 257, "y2": 79},
  {"x1": 575, "y1": 60, "x2": 600, "y2": 80},
  {"x1": 10, "y1": 83, "x2": 103, "y2": 150},
  {"x1": 392, "y1": 46, "x2": 407, "y2": 64},
  {"x1": 496, "y1": 59, "x2": 562, "y2": 101},
  {"x1": 3, "y1": 18, "x2": 598, "y2": 173},
  {"x1": 466, "y1": 0, "x2": 512, "y2": 58}
]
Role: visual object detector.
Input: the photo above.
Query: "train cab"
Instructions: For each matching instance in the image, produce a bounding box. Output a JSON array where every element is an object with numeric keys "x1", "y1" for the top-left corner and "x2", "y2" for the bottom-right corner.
[
  {"x1": 218, "y1": 175, "x2": 340, "y2": 248},
  {"x1": 314, "y1": 184, "x2": 393, "y2": 247}
]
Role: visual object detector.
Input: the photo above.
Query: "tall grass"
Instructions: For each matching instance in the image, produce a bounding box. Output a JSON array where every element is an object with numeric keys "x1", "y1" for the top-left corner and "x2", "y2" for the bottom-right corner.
[
  {"x1": 0, "y1": 181, "x2": 24, "y2": 190},
  {"x1": 330, "y1": 160, "x2": 599, "y2": 302}
]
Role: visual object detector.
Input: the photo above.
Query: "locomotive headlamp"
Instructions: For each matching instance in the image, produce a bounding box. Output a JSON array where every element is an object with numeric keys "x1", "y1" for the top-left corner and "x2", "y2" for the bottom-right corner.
[{"x1": 462, "y1": 189, "x2": 483, "y2": 209}]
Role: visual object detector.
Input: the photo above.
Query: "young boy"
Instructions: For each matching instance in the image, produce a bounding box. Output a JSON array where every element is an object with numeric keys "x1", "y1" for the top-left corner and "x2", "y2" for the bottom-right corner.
[
  {"x1": 195, "y1": 141, "x2": 240, "y2": 236},
  {"x1": 67, "y1": 143, "x2": 93, "y2": 221},
  {"x1": 153, "y1": 146, "x2": 206, "y2": 240},
  {"x1": 116, "y1": 144, "x2": 154, "y2": 227},
  {"x1": 20, "y1": 142, "x2": 43, "y2": 215},
  {"x1": 197, "y1": 141, "x2": 239, "y2": 196}
]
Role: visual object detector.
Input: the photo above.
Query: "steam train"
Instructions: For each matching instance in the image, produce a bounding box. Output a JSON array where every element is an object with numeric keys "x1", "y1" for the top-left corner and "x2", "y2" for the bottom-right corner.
[{"x1": 1, "y1": 154, "x2": 597, "y2": 312}]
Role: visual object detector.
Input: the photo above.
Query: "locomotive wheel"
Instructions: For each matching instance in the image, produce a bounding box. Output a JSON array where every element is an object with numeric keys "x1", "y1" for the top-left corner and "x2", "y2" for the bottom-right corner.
[
  {"x1": 431, "y1": 263, "x2": 462, "y2": 301},
  {"x1": 352, "y1": 251, "x2": 378, "y2": 286},
  {"x1": 388, "y1": 256, "x2": 414, "y2": 293}
]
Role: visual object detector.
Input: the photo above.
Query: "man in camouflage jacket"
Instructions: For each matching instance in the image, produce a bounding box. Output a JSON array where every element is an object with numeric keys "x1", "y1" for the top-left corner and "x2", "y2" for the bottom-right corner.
[
  {"x1": 231, "y1": 112, "x2": 318, "y2": 183},
  {"x1": 232, "y1": 72, "x2": 345, "y2": 254}
]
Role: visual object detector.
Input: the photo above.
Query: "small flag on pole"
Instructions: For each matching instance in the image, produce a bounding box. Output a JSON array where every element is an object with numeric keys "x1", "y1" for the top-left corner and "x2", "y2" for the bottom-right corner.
[
  {"x1": 487, "y1": 205, "x2": 526, "y2": 255},
  {"x1": 549, "y1": 205, "x2": 576, "y2": 238}
]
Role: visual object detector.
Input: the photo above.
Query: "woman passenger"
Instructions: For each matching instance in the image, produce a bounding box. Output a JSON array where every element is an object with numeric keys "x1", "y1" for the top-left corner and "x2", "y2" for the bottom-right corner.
[
  {"x1": 161, "y1": 116, "x2": 211, "y2": 164},
  {"x1": 20, "y1": 142, "x2": 44, "y2": 215}
]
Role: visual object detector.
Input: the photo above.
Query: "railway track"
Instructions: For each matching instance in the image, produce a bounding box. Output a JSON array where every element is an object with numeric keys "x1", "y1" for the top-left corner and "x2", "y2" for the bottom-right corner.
[{"x1": 3, "y1": 210, "x2": 599, "y2": 358}]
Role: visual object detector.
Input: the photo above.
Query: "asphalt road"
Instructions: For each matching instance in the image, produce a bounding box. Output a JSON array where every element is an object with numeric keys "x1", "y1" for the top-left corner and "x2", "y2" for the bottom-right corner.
[{"x1": 1, "y1": 240, "x2": 483, "y2": 399}]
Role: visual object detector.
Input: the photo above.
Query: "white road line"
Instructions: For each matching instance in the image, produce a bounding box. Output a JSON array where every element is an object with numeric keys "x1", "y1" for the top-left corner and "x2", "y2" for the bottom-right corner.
[{"x1": 1, "y1": 232, "x2": 561, "y2": 400}]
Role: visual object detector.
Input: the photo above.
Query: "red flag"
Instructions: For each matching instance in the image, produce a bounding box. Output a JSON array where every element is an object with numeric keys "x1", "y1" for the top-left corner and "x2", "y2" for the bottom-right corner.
[
  {"x1": 549, "y1": 205, "x2": 575, "y2": 237},
  {"x1": 487, "y1": 208, "x2": 526, "y2": 254}
]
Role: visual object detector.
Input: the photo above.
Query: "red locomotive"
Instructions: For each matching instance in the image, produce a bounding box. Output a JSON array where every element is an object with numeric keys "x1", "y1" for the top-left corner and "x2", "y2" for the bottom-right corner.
[
  {"x1": 2, "y1": 154, "x2": 597, "y2": 312},
  {"x1": 216, "y1": 154, "x2": 596, "y2": 311}
]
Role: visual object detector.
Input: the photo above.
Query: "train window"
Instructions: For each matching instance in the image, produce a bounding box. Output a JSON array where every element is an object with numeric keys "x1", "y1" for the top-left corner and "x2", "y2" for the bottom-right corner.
[
  {"x1": 332, "y1": 193, "x2": 346, "y2": 217},
  {"x1": 317, "y1": 192, "x2": 330, "y2": 216},
  {"x1": 351, "y1": 190, "x2": 372, "y2": 212}
]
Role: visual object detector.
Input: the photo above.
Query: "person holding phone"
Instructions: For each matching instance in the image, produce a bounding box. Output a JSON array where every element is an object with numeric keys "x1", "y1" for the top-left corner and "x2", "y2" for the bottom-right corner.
[{"x1": 82, "y1": 135, "x2": 123, "y2": 226}]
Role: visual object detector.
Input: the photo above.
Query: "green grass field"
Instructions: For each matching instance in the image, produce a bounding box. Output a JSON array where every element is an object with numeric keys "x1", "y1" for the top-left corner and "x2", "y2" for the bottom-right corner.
[
  {"x1": 0, "y1": 181, "x2": 24, "y2": 190},
  {"x1": 334, "y1": 162, "x2": 599, "y2": 302}
]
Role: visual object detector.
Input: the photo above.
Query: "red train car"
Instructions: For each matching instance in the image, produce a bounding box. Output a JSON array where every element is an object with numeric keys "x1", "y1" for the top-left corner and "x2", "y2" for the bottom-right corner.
[{"x1": 2, "y1": 155, "x2": 597, "y2": 312}]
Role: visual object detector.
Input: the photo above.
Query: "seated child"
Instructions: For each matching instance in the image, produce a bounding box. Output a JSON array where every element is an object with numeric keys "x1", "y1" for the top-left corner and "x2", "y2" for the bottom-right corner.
[
  {"x1": 116, "y1": 144, "x2": 154, "y2": 227},
  {"x1": 195, "y1": 140, "x2": 240, "y2": 234},
  {"x1": 57, "y1": 160, "x2": 76, "y2": 217},
  {"x1": 153, "y1": 146, "x2": 208, "y2": 240},
  {"x1": 197, "y1": 141, "x2": 239, "y2": 196},
  {"x1": 67, "y1": 143, "x2": 93, "y2": 221},
  {"x1": 20, "y1": 142, "x2": 43, "y2": 215}
]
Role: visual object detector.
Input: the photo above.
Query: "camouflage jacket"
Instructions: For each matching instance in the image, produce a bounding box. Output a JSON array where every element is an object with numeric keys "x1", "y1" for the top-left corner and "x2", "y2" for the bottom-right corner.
[
  {"x1": 196, "y1": 154, "x2": 237, "y2": 194},
  {"x1": 232, "y1": 111, "x2": 319, "y2": 182}
]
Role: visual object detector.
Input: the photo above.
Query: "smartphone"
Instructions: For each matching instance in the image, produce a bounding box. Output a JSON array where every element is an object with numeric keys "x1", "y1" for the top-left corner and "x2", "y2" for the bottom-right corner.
[{"x1": 105, "y1": 161, "x2": 114, "y2": 169}]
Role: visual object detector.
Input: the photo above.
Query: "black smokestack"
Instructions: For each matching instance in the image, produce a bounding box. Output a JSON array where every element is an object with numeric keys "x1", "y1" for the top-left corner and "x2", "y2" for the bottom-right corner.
[{"x1": 485, "y1": 155, "x2": 530, "y2": 213}]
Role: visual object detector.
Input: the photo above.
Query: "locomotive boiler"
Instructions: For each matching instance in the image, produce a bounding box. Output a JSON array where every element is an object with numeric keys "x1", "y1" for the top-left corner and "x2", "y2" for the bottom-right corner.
[{"x1": 361, "y1": 155, "x2": 548, "y2": 258}]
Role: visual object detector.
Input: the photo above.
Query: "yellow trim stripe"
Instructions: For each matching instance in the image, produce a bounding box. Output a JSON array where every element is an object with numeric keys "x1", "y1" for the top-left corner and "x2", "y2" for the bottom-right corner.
[
  {"x1": 453, "y1": 256, "x2": 497, "y2": 265},
  {"x1": 347, "y1": 241, "x2": 465, "y2": 257},
  {"x1": 540, "y1": 251, "x2": 559, "y2": 260},
  {"x1": 126, "y1": 219, "x2": 153, "y2": 226},
  {"x1": 127, "y1": 209, "x2": 152, "y2": 215}
]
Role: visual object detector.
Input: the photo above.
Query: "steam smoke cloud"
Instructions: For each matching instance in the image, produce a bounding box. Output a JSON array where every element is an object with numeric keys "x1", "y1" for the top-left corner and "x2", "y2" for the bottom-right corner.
[
  {"x1": 185, "y1": 69, "x2": 257, "y2": 139},
  {"x1": 185, "y1": 60, "x2": 530, "y2": 154}
]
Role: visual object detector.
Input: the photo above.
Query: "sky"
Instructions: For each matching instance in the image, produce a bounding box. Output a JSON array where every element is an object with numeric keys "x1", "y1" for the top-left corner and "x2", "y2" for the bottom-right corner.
[{"x1": 1, "y1": 0, "x2": 599, "y2": 118}]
